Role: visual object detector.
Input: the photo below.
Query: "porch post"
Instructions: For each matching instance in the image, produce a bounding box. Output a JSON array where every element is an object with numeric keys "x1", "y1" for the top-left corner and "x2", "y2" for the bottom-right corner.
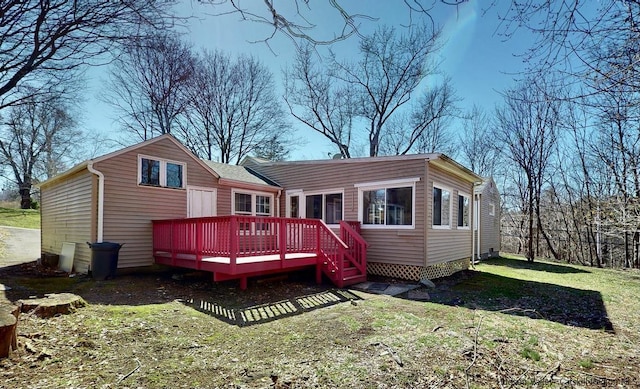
[{"x1": 230, "y1": 216, "x2": 237, "y2": 274}]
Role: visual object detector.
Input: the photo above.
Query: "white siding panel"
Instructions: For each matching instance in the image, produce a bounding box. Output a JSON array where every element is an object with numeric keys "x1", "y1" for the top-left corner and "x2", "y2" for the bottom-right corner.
[{"x1": 40, "y1": 170, "x2": 94, "y2": 272}]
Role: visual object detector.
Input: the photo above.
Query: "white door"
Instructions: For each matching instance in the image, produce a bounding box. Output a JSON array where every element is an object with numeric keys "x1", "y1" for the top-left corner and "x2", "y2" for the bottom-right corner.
[{"x1": 188, "y1": 187, "x2": 217, "y2": 218}]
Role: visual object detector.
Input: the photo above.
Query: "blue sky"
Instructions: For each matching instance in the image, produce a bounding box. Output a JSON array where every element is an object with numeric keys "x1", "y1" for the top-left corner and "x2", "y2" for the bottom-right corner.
[{"x1": 83, "y1": 1, "x2": 533, "y2": 161}]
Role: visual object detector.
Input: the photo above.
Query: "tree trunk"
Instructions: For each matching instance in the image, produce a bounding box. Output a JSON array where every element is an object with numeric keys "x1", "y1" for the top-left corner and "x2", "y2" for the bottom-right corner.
[
  {"x1": 19, "y1": 184, "x2": 31, "y2": 209},
  {"x1": 0, "y1": 304, "x2": 20, "y2": 358}
]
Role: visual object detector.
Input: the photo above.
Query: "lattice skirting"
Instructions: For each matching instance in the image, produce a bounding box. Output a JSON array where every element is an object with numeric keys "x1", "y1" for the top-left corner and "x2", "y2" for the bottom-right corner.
[{"x1": 367, "y1": 258, "x2": 470, "y2": 281}]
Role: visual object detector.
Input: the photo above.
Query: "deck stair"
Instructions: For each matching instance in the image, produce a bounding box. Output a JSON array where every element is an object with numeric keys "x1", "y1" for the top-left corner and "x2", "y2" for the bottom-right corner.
[{"x1": 152, "y1": 216, "x2": 367, "y2": 289}]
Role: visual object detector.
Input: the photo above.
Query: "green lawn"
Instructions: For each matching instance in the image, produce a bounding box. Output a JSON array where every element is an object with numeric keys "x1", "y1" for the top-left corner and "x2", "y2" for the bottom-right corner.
[{"x1": 0, "y1": 206, "x2": 40, "y2": 229}]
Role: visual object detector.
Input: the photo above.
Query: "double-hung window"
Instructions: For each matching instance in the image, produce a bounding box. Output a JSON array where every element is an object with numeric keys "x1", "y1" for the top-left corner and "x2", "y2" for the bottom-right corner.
[
  {"x1": 138, "y1": 155, "x2": 185, "y2": 189},
  {"x1": 357, "y1": 178, "x2": 418, "y2": 228},
  {"x1": 458, "y1": 193, "x2": 470, "y2": 229},
  {"x1": 233, "y1": 191, "x2": 273, "y2": 231},
  {"x1": 433, "y1": 184, "x2": 451, "y2": 228}
]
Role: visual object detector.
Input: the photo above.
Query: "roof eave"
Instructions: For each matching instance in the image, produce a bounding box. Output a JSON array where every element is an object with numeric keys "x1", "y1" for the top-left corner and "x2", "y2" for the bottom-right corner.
[
  {"x1": 218, "y1": 178, "x2": 282, "y2": 192},
  {"x1": 428, "y1": 154, "x2": 482, "y2": 183}
]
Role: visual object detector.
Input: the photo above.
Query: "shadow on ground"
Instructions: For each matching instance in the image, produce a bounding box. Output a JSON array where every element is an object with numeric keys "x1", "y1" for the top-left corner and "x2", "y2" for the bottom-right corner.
[
  {"x1": 481, "y1": 257, "x2": 591, "y2": 274},
  {"x1": 421, "y1": 270, "x2": 614, "y2": 333},
  {"x1": 186, "y1": 289, "x2": 361, "y2": 327},
  {"x1": 1, "y1": 262, "x2": 360, "y2": 326}
]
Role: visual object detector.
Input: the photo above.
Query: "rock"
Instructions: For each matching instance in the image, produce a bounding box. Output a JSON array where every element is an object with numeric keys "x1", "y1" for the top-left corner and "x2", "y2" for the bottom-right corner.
[
  {"x1": 407, "y1": 290, "x2": 430, "y2": 301},
  {"x1": 18, "y1": 293, "x2": 86, "y2": 318},
  {"x1": 419, "y1": 278, "x2": 436, "y2": 289}
]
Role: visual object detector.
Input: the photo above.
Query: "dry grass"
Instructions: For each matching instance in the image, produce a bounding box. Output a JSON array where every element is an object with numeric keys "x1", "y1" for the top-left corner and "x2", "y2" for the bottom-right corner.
[{"x1": 1, "y1": 257, "x2": 639, "y2": 388}]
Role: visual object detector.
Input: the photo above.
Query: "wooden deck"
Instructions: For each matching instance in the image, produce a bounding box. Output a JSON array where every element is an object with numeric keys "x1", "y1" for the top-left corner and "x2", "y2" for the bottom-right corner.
[{"x1": 152, "y1": 216, "x2": 367, "y2": 289}]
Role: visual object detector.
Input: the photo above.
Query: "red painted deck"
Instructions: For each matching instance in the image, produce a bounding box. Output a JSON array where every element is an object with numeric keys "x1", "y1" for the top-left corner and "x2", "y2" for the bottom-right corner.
[{"x1": 152, "y1": 216, "x2": 367, "y2": 289}]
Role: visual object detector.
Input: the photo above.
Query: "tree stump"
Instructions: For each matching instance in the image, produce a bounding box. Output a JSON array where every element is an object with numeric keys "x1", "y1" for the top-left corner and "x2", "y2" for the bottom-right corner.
[
  {"x1": 0, "y1": 303, "x2": 20, "y2": 358},
  {"x1": 18, "y1": 293, "x2": 86, "y2": 319}
]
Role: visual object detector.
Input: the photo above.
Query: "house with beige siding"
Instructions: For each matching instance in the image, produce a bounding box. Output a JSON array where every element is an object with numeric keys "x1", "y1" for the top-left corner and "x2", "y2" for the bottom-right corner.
[
  {"x1": 242, "y1": 154, "x2": 484, "y2": 280},
  {"x1": 39, "y1": 135, "x2": 280, "y2": 273},
  {"x1": 473, "y1": 177, "x2": 501, "y2": 260},
  {"x1": 41, "y1": 134, "x2": 498, "y2": 284}
]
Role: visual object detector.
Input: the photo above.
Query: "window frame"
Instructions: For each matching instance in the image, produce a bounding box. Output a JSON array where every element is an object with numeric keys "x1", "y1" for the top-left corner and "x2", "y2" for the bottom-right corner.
[
  {"x1": 355, "y1": 178, "x2": 419, "y2": 230},
  {"x1": 232, "y1": 189, "x2": 275, "y2": 234},
  {"x1": 432, "y1": 182, "x2": 452, "y2": 229},
  {"x1": 489, "y1": 202, "x2": 496, "y2": 217},
  {"x1": 302, "y1": 189, "x2": 344, "y2": 226},
  {"x1": 231, "y1": 189, "x2": 275, "y2": 217},
  {"x1": 137, "y1": 154, "x2": 186, "y2": 189},
  {"x1": 457, "y1": 192, "x2": 471, "y2": 230}
]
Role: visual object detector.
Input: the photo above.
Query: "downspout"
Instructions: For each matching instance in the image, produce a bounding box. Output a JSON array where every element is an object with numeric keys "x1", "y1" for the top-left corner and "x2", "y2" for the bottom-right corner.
[
  {"x1": 87, "y1": 162, "x2": 104, "y2": 243},
  {"x1": 276, "y1": 189, "x2": 282, "y2": 216},
  {"x1": 472, "y1": 193, "x2": 476, "y2": 265},
  {"x1": 477, "y1": 194, "x2": 481, "y2": 262},
  {"x1": 472, "y1": 181, "x2": 483, "y2": 264}
]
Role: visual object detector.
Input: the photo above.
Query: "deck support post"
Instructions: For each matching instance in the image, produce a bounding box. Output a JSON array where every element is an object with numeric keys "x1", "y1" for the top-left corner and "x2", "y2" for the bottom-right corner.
[
  {"x1": 239, "y1": 277, "x2": 248, "y2": 290},
  {"x1": 315, "y1": 264, "x2": 322, "y2": 285}
]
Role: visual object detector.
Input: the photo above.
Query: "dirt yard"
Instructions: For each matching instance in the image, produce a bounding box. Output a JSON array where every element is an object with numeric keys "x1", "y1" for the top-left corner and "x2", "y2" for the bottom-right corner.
[{"x1": 1, "y1": 259, "x2": 639, "y2": 388}]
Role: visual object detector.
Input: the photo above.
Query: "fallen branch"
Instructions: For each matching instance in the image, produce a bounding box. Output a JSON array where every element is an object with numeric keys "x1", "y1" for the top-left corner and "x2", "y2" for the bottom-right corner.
[
  {"x1": 499, "y1": 307, "x2": 546, "y2": 320},
  {"x1": 508, "y1": 366, "x2": 532, "y2": 389},
  {"x1": 117, "y1": 358, "x2": 141, "y2": 384},
  {"x1": 534, "y1": 362, "x2": 561, "y2": 385},
  {"x1": 465, "y1": 315, "x2": 485, "y2": 389},
  {"x1": 371, "y1": 342, "x2": 403, "y2": 367}
]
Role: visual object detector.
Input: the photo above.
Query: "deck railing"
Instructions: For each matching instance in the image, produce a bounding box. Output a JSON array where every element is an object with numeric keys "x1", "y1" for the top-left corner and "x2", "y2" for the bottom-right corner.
[
  {"x1": 152, "y1": 215, "x2": 366, "y2": 287},
  {"x1": 340, "y1": 221, "x2": 368, "y2": 275}
]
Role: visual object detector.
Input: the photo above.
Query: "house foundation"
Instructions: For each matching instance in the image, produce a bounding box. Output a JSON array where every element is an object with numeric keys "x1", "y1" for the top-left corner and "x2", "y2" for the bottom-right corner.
[{"x1": 367, "y1": 258, "x2": 470, "y2": 281}]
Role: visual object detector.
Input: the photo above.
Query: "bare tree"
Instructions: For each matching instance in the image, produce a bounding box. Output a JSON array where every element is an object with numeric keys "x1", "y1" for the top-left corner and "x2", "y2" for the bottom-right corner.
[
  {"x1": 495, "y1": 78, "x2": 563, "y2": 261},
  {"x1": 458, "y1": 105, "x2": 499, "y2": 177},
  {"x1": 0, "y1": 0, "x2": 176, "y2": 111},
  {"x1": 499, "y1": 1, "x2": 640, "y2": 97},
  {"x1": 186, "y1": 50, "x2": 291, "y2": 164},
  {"x1": 203, "y1": 1, "x2": 467, "y2": 46},
  {"x1": 379, "y1": 78, "x2": 458, "y2": 156},
  {"x1": 252, "y1": 133, "x2": 292, "y2": 162},
  {"x1": 0, "y1": 96, "x2": 81, "y2": 209},
  {"x1": 284, "y1": 44, "x2": 357, "y2": 158},
  {"x1": 104, "y1": 33, "x2": 195, "y2": 140},
  {"x1": 332, "y1": 25, "x2": 445, "y2": 157}
]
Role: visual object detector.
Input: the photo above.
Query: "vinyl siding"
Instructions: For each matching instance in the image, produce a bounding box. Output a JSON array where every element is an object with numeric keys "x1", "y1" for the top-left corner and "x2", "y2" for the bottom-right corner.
[
  {"x1": 40, "y1": 170, "x2": 95, "y2": 272},
  {"x1": 246, "y1": 158, "x2": 428, "y2": 267},
  {"x1": 426, "y1": 164, "x2": 474, "y2": 266},
  {"x1": 93, "y1": 137, "x2": 220, "y2": 268},
  {"x1": 478, "y1": 182, "x2": 501, "y2": 256}
]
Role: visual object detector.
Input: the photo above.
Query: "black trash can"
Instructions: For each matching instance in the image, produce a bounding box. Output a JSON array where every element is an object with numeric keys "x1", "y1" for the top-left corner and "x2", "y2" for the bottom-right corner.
[{"x1": 87, "y1": 242, "x2": 124, "y2": 280}]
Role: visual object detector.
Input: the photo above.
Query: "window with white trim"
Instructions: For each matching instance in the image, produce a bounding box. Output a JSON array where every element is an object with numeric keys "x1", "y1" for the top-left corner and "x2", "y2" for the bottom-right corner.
[
  {"x1": 358, "y1": 180, "x2": 416, "y2": 228},
  {"x1": 232, "y1": 191, "x2": 273, "y2": 217},
  {"x1": 138, "y1": 155, "x2": 185, "y2": 189},
  {"x1": 489, "y1": 202, "x2": 496, "y2": 216},
  {"x1": 458, "y1": 193, "x2": 470, "y2": 229},
  {"x1": 433, "y1": 184, "x2": 451, "y2": 228},
  {"x1": 233, "y1": 191, "x2": 274, "y2": 232},
  {"x1": 304, "y1": 192, "x2": 343, "y2": 224}
]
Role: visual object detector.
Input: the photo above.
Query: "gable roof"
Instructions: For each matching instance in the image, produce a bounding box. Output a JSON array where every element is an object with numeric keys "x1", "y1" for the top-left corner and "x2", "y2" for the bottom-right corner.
[
  {"x1": 39, "y1": 134, "x2": 220, "y2": 188},
  {"x1": 474, "y1": 176, "x2": 499, "y2": 195}
]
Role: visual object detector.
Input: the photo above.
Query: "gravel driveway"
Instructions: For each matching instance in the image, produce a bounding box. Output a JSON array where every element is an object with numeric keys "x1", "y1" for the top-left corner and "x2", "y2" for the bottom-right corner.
[{"x1": 0, "y1": 226, "x2": 41, "y2": 267}]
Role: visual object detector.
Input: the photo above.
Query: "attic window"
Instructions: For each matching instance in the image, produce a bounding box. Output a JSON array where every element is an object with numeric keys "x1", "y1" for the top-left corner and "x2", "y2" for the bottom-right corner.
[{"x1": 138, "y1": 155, "x2": 186, "y2": 189}]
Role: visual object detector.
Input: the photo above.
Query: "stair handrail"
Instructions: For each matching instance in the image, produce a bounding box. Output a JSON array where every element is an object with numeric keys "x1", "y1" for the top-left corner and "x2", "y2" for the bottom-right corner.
[{"x1": 339, "y1": 221, "x2": 368, "y2": 275}]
